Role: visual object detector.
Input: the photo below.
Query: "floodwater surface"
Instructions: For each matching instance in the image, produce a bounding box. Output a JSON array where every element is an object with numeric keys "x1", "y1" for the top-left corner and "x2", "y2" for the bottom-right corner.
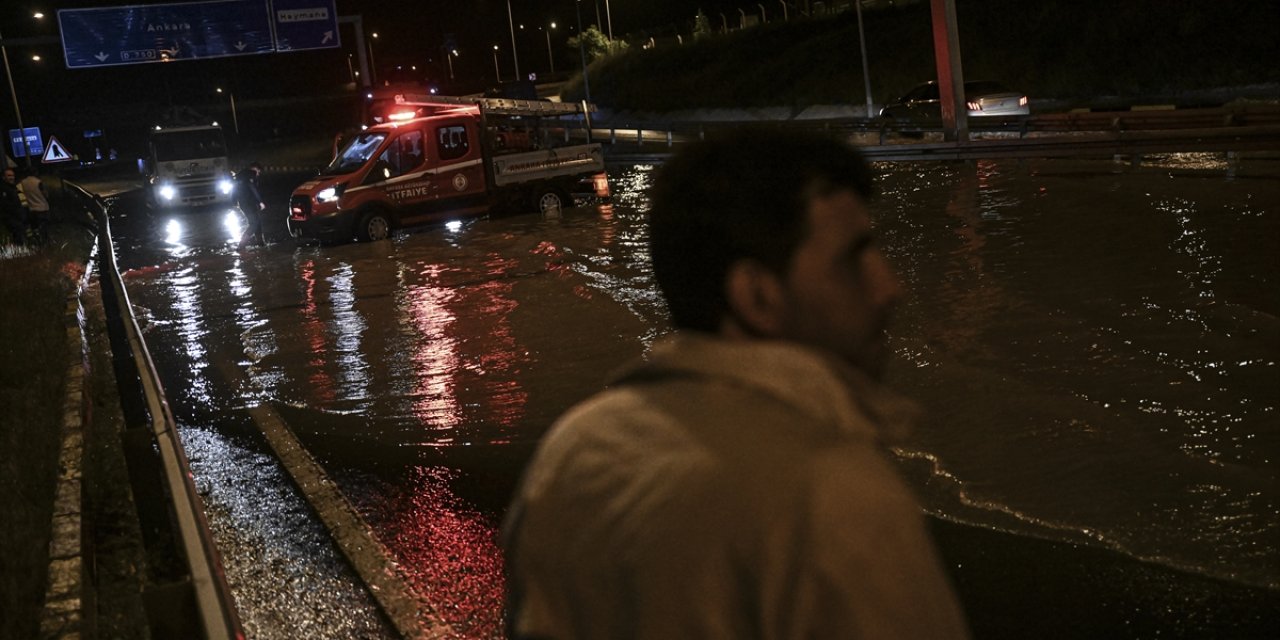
[{"x1": 109, "y1": 153, "x2": 1278, "y2": 637}]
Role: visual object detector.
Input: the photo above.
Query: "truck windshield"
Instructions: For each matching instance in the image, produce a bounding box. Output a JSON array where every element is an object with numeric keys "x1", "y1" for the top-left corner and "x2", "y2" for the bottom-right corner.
[
  {"x1": 151, "y1": 130, "x2": 227, "y2": 161},
  {"x1": 323, "y1": 132, "x2": 387, "y2": 175}
]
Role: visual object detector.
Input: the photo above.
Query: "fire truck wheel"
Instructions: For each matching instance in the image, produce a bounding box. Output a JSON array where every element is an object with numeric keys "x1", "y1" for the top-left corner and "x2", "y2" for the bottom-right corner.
[
  {"x1": 534, "y1": 188, "x2": 568, "y2": 215},
  {"x1": 357, "y1": 209, "x2": 391, "y2": 242}
]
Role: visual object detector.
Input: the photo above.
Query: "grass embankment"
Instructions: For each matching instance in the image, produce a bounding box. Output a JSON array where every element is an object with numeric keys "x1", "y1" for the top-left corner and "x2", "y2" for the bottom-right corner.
[
  {"x1": 560, "y1": 0, "x2": 1279, "y2": 112},
  {"x1": 0, "y1": 215, "x2": 94, "y2": 639}
]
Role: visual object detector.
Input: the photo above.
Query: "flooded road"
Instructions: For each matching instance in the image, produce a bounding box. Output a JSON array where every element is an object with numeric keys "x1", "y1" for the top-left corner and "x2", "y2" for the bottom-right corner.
[{"x1": 106, "y1": 153, "x2": 1278, "y2": 637}]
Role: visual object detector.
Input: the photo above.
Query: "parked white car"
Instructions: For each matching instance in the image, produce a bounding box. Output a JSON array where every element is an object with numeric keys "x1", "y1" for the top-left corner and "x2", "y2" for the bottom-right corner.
[{"x1": 880, "y1": 80, "x2": 1029, "y2": 121}]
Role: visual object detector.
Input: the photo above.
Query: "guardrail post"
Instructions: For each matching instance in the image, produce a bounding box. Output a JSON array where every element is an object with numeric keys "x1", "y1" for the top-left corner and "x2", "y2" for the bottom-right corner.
[
  {"x1": 610, "y1": 128, "x2": 616, "y2": 144},
  {"x1": 637, "y1": 128, "x2": 643, "y2": 146},
  {"x1": 667, "y1": 131, "x2": 673, "y2": 147}
]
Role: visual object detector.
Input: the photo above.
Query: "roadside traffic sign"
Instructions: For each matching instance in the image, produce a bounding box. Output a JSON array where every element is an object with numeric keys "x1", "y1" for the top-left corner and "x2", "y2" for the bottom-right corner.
[
  {"x1": 271, "y1": 0, "x2": 340, "y2": 52},
  {"x1": 42, "y1": 136, "x2": 74, "y2": 164},
  {"x1": 58, "y1": 0, "x2": 275, "y2": 69},
  {"x1": 8, "y1": 128, "x2": 44, "y2": 159}
]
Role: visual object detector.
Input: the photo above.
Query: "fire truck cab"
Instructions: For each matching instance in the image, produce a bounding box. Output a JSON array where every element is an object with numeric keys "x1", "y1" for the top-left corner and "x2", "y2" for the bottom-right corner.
[{"x1": 289, "y1": 96, "x2": 608, "y2": 244}]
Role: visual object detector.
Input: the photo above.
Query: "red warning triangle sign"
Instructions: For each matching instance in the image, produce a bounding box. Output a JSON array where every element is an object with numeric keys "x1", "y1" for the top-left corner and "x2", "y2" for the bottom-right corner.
[{"x1": 42, "y1": 136, "x2": 73, "y2": 163}]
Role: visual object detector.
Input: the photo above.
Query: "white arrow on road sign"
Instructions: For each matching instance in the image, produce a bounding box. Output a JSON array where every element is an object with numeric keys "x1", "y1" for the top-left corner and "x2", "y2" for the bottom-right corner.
[
  {"x1": 42, "y1": 136, "x2": 73, "y2": 163},
  {"x1": 95, "y1": 52, "x2": 109, "y2": 61},
  {"x1": 321, "y1": 31, "x2": 333, "y2": 44},
  {"x1": 235, "y1": 41, "x2": 247, "y2": 51}
]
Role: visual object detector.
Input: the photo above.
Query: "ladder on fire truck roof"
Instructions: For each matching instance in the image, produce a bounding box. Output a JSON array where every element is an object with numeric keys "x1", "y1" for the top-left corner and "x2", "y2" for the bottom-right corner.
[{"x1": 393, "y1": 93, "x2": 596, "y2": 117}]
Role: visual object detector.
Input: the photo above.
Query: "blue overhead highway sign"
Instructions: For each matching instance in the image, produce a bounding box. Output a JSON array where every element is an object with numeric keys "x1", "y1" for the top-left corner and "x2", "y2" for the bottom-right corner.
[
  {"x1": 271, "y1": 0, "x2": 340, "y2": 52},
  {"x1": 58, "y1": 0, "x2": 274, "y2": 69}
]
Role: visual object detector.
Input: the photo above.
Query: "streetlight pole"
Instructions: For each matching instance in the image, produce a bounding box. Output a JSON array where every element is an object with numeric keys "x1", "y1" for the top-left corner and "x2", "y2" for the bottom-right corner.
[
  {"x1": 506, "y1": 0, "x2": 520, "y2": 80},
  {"x1": 854, "y1": 0, "x2": 874, "y2": 118},
  {"x1": 368, "y1": 32, "x2": 379, "y2": 85},
  {"x1": 604, "y1": 0, "x2": 613, "y2": 41},
  {"x1": 545, "y1": 22, "x2": 557, "y2": 74},
  {"x1": 575, "y1": 0, "x2": 591, "y2": 103},
  {"x1": 1, "y1": 23, "x2": 34, "y2": 167},
  {"x1": 447, "y1": 49, "x2": 456, "y2": 80},
  {"x1": 216, "y1": 87, "x2": 239, "y2": 135},
  {"x1": 492, "y1": 45, "x2": 501, "y2": 82}
]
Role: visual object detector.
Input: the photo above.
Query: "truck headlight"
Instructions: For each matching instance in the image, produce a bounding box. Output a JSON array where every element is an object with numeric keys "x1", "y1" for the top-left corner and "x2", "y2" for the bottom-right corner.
[
  {"x1": 159, "y1": 184, "x2": 177, "y2": 201},
  {"x1": 218, "y1": 179, "x2": 234, "y2": 195},
  {"x1": 316, "y1": 183, "x2": 347, "y2": 204}
]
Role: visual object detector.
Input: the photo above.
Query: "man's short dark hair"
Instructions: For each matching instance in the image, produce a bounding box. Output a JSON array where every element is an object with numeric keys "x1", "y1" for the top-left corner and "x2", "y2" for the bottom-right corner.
[{"x1": 647, "y1": 128, "x2": 875, "y2": 332}]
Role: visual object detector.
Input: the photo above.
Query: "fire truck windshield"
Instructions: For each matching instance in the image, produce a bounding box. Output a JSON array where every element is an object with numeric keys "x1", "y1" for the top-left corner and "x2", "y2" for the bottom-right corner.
[{"x1": 323, "y1": 132, "x2": 388, "y2": 175}]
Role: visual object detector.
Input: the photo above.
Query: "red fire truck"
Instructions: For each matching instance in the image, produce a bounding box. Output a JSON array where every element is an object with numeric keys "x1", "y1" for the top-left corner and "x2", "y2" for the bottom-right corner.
[{"x1": 288, "y1": 95, "x2": 609, "y2": 243}]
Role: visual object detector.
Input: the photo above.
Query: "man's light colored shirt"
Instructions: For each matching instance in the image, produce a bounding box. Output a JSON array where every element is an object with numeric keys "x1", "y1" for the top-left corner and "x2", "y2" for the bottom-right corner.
[{"x1": 505, "y1": 333, "x2": 969, "y2": 639}]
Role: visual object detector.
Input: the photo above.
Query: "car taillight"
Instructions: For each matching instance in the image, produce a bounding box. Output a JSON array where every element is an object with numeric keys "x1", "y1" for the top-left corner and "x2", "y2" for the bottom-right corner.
[
  {"x1": 1019, "y1": 96, "x2": 1028, "y2": 106},
  {"x1": 591, "y1": 172, "x2": 610, "y2": 198}
]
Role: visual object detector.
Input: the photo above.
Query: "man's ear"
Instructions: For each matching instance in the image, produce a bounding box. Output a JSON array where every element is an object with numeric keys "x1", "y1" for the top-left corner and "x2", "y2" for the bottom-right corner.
[{"x1": 724, "y1": 259, "x2": 788, "y2": 337}]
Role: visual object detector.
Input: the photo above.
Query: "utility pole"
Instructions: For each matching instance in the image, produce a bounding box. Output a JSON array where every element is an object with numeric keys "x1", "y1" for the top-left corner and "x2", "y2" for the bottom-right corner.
[
  {"x1": 855, "y1": 0, "x2": 874, "y2": 118},
  {"x1": 929, "y1": 0, "x2": 968, "y2": 141},
  {"x1": 576, "y1": 0, "x2": 591, "y2": 103}
]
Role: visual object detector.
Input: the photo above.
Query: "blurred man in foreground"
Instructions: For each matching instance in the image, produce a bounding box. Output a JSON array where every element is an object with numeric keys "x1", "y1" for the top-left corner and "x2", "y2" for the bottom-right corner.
[{"x1": 504, "y1": 129, "x2": 969, "y2": 639}]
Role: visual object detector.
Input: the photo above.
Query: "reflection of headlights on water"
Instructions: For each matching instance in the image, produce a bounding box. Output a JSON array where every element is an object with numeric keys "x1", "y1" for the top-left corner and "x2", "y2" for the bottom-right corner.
[
  {"x1": 158, "y1": 184, "x2": 177, "y2": 201},
  {"x1": 164, "y1": 219, "x2": 183, "y2": 244},
  {"x1": 218, "y1": 179, "x2": 234, "y2": 195},
  {"x1": 224, "y1": 210, "x2": 244, "y2": 241}
]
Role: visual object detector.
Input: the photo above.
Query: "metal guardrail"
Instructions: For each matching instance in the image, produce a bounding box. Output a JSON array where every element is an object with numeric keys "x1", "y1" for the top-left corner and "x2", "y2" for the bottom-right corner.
[
  {"x1": 594, "y1": 104, "x2": 1280, "y2": 141},
  {"x1": 589, "y1": 105, "x2": 1280, "y2": 161},
  {"x1": 64, "y1": 182, "x2": 243, "y2": 640}
]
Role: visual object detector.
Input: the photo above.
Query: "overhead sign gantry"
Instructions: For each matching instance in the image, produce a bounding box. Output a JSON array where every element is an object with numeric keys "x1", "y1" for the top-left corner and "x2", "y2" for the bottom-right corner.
[{"x1": 57, "y1": 0, "x2": 339, "y2": 69}]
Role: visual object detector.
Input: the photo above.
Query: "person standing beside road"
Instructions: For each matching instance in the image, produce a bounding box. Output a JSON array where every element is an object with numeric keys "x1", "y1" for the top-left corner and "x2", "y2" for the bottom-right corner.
[
  {"x1": 18, "y1": 168, "x2": 50, "y2": 245},
  {"x1": 236, "y1": 161, "x2": 266, "y2": 246},
  {"x1": 503, "y1": 129, "x2": 970, "y2": 639},
  {"x1": 1, "y1": 167, "x2": 27, "y2": 247}
]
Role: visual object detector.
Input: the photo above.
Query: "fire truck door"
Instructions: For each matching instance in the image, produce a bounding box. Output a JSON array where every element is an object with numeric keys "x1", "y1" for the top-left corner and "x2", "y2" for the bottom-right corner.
[
  {"x1": 374, "y1": 128, "x2": 434, "y2": 221},
  {"x1": 429, "y1": 122, "x2": 486, "y2": 216}
]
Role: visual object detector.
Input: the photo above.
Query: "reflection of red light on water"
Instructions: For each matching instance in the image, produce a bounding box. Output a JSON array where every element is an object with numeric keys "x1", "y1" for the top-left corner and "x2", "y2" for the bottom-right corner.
[
  {"x1": 402, "y1": 256, "x2": 529, "y2": 435},
  {"x1": 298, "y1": 258, "x2": 337, "y2": 404},
  {"x1": 376, "y1": 466, "x2": 506, "y2": 638},
  {"x1": 404, "y1": 272, "x2": 464, "y2": 428}
]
